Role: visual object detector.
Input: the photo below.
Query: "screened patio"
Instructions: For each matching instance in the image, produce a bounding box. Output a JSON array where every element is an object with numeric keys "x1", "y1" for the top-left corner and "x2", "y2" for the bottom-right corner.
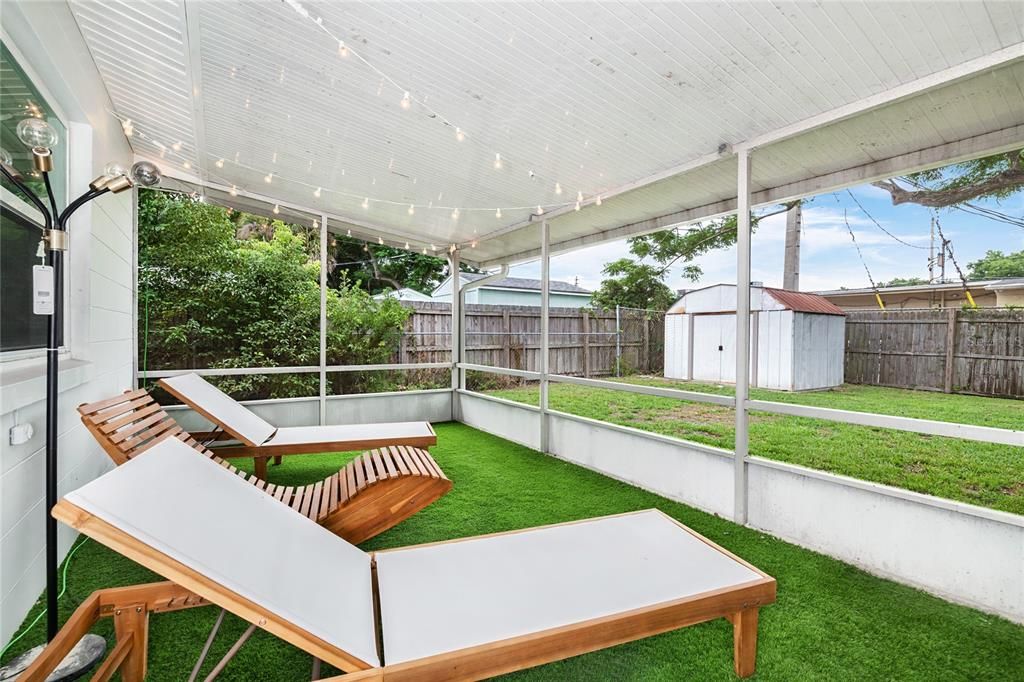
[{"x1": 2, "y1": 1, "x2": 1023, "y2": 679}]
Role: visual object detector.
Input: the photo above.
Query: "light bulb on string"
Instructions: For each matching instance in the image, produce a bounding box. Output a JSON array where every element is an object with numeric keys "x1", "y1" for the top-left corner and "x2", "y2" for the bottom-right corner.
[
  {"x1": 264, "y1": 172, "x2": 273, "y2": 183},
  {"x1": 314, "y1": 186, "x2": 321, "y2": 198},
  {"x1": 273, "y1": 204, "x2": 280, "y2": 214},
  {"x1": 495, "y1": 208, "x2": 502, "y2": 219},
  {"x1": 430, "y1": 244, "x2": 437, "y2": 251},
  {"x1": 595, "y1": 195, "x2": 602, "y2": 206},
  {"x1": 230, "y1": 185, "x2": 238, "y2": 196},
  {"x1": 471, "y1": 241, "x2": 478, "y2": 248},
  {"x1": 338, "y1": 40, "x2": 348, "y2": 57},
  {"x1": 313, "y1": 218, "x2": 319, "y2": 228},
  {"x1": 451, "y1": 208, "x2": 460, "y2": 220},
  {"x1": 455, "y1": 127, "x2": 465, "y2": 142},
  {"x1": 378, "y1": 236, "x2": 384, "y2": 245},
  {"x1": 362, "y1": 197, "x2": 369, "y2": 210},
  {"x1": 422, "y1": 247, "x2": 428, "y2": 255},
  {"x1": 404, "y1": 242, "x2": 410, "y2": 250},
  {"x1": 182, "y1": 160, "x2": 191, "y2": 169},
  {"x1": 407, "y1": 204, "x2": 415, "y2": 216},
  {"x1": 575, "y1": 201, "x2": 581, "y2": 212},
  {"x1": 122, "y1": 119, "x2": 134, "y2": 137},
  {"x1": 347, "y1": 229, "x2": 352, "y2": 237},
  {"x1": 536, "y1": 205, "x2": 544, "y2": 216},
  {"x1": 400, "y1": 92, "x2": 411, "y2": 110},
  {"x1": 555, "y1": 182, "x2": 562, "y2": 195},
  {"x1": 493, "y1": 153, "x2": 503, "y2": 170},
  {"x1": 171, "y1": 141, "x2": 182, "y2": 152},
  {"x1": 363, "y1": 243, "x2": 369, "y2": 252},
  {"x1": 577, "y1": 191, "x2": 583, "y2": 202},
  {"x1": 215, "y1": 158, "x2": 225, "y2": 168}
]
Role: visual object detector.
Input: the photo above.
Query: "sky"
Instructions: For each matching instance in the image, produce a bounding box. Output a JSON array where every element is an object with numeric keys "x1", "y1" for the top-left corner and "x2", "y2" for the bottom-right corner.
[{"x1": 510, "y1": 182, "x2": 1024, "y2": 295}]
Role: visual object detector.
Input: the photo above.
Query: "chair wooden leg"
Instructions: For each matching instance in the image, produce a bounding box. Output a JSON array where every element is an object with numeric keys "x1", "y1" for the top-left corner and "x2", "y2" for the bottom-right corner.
[
  {"x1": 273, "y1": 455, "x2": 283, "y2": 466},
  {"x1": 732, "y1": 607, "x2": 760, "y2": 678},
  {"x1": 254, "y1": 457, "x2": 268, "y2": 480},
  {"x1": 113, "y1": 603, "x2": 148, "y2": 682}
]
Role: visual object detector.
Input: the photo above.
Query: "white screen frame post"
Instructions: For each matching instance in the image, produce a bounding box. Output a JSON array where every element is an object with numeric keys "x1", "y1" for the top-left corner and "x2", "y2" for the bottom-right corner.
[
  {"x1": 540, "y1": 220, "x2": 550, "y2": 453},
  {"x1": 449, "y1": 249, "x2": 461, "y2": 421},
  {"x1": 734, "y1": 149, "x2": 752, "y2": 524},
  {"x1": 319, "y1": 214, "x2": 328, "y2": 425}
]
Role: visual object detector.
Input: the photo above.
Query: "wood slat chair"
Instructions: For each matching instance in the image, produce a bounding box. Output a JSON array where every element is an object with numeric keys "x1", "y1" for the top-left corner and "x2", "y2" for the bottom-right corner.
[{"x1": 77, "y1": 390, "x2": 451, "y2": 544}]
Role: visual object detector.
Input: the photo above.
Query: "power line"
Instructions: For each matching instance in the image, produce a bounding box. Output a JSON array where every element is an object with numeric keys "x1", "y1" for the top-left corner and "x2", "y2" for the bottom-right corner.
[{"x1": 845, "y1": 189, "x2": 930, "y2": 249}]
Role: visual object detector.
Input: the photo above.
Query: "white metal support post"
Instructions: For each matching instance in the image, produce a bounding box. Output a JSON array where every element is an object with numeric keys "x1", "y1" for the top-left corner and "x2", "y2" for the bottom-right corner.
[
  {"x1": 449, "y1": 250, "x2": 461, "y2": 421},
  {"x1": 540, "y1": 220, "x2": 550, "y2": 452},
  {"x1": 319, "y1": 214, "x2": 328, "y2": 426},
  {"x1": 734, "y1": 149, "x2": 752, "y2": 524}
]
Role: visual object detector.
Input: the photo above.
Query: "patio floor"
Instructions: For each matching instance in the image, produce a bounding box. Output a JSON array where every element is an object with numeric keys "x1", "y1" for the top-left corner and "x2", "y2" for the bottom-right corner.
[{"x1": 5, "y1": 423, "x2": 1023, "y2": 680}]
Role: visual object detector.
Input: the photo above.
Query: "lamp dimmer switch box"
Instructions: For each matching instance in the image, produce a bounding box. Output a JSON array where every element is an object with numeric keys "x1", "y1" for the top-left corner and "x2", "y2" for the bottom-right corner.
[{"x1": 33, "y1": 265, "x2": 54, "y2": 315}]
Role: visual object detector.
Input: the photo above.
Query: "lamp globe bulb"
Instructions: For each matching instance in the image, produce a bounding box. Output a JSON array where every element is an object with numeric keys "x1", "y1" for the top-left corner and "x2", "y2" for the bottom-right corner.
[
  {"x1": 16, "y1": 118, "x2": 59, "y2": 149},
  {"x1": 103, "y1": 162, "x2": 128, "y2": 177},
  {"x1": 0, "y1": 148, "x2": 12, "y2": 166},
  {"x1": 130, "y1": 161, "x2": 162, "y2": 187}
]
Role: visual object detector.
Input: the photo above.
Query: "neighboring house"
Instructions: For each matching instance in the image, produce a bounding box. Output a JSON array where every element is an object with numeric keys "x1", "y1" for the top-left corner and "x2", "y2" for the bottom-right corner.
[
  {"x1": 373, "y1": 287, "x2": 435, "y2": 303},
  {"x1": 432, "y1": 273, "x2": 593, "y2": 308},
  {"x1": 816, "y1": 278, "x2": 1024, "y2": 310}
]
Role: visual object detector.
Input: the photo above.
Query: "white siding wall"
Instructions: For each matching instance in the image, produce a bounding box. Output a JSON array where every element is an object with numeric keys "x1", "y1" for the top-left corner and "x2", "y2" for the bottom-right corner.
[
  {"x1": 0, "y1": 4, "x2": 135, "y2": 645},
  {"x1": 663, "y1": 314, "x2": 689, "y2": 380},
  {"x1": 756, "y1": 310, "x2": 794, "y2": 390},
  {"x1": 791, "y1": 314, "x2": 845, "y2": 390}
]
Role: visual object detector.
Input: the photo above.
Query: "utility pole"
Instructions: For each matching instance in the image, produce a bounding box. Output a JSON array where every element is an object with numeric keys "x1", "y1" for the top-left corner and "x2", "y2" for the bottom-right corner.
[
  {"x1": 928, "y1": 216, "x2": 935, "y2": 283},
  {"x1": 783, "y1": 202, "x2": 801, "y2": 290}
]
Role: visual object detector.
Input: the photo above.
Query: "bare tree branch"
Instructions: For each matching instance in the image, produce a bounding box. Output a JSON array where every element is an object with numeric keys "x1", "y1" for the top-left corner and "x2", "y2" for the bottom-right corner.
[{"x1": 871, "y1": 153, "x2": 1024, "y2": 207}]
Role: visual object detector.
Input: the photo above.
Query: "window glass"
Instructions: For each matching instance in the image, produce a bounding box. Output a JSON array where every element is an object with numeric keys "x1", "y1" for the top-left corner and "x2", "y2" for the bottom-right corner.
[{"x1": 0, "y1": 42, "x2": 67, "y2": 353}]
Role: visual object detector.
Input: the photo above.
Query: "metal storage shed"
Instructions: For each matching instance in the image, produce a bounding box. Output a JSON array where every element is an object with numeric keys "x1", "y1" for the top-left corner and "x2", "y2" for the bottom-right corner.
[{"x1": 665, "y1": 284, "x2": 846, "y2": 391}]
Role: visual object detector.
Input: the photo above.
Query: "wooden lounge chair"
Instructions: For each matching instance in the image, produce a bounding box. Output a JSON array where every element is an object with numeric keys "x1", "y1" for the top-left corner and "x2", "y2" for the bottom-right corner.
[
  {"x1": 157, "y1": 373, "x2": 437, "y2": 479},
  {"x1": 22, "y1": 438, "x2": 776, "y2": 682},
  {"x1": 77, "y1": 390, "x2": 451, "y2": 544}
]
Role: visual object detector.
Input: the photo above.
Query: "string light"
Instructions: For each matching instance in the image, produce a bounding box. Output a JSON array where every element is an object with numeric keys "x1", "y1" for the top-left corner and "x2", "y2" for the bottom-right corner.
[
  {"x1": 312, "y1": 218, "x2": 319, "y2": 228},
  {"x1": 230, "y1": 185, "x2": 238, "y2": 196},
  {"x1": 536, "y1": 205, "x2": 544, "y2": 215},
  {"x1": 338, "y1": 40, "x2": 348, "y2": 57},
  {"x1": 346, "y1": 229, "x2": 352, "y2": 236},
  {"x1": 430, "y1": 244, "x2": 437, "y2": 251},
  {"x1": 407, "y1": 204, "x2": 415, "y2": 215},
  {"x1": 182, "y1": 160, "x2": 191, "y2": 169},
  {"x1": 451, "y1": 207, "x2": 460, "y2": 220},
  {"x1": 264, "y1": 172, "x2": 273, "y2": 183},
  {"x1": 404, "y1": 242, "x2": 410, "y2": 249},
  {"x1": 555, "y1": 182, "x2": 562, "y2": 195},
  {"x1": 455, "y1": 127, "x2": 465, "y2": 142},
  {"x1": 122, "y1": 119, "x2": 134, "y2": 137},
  {"x1": 362, "y1": 197, "x2": 369, "y2": 209},
  {"x1": 493, "y1": 153, "x2": 503, "y2": 170},
  {"x1": 495, "y1": 208, "x2": 502, "y2": 218},
  {"x1": 400, "y1": 92, "x2": 411, "y2": 110},
  {"x1": 273, "y1": 203, "x2": 280, "y2": 214},
  {"x1": 577, "y1": 191, "x2": 583, "y2": 202},
  {"x1": 215, "y1": 158, "x2": 224, "y2": 168},
  {"x1": 422, "y1": 247, "x2": 428, "y2": 254},
  {"x1": 377, "y1": 236, "x2": 384, "y2": 244},
  {"x1": 171, "y1": 141, "x2": 182, "y2": 152},
  {"x1": 595, "y1": 195, "x2": 602, "y2": 206},
  {"x1": 575, "y1": 201, "x2": 581, "y2": 211},
  {"x1": 471, "y1": 241, "x2": 478, "y2": 248},
  {"x1": 314, "y1": 186, "x2": 322, "y2": 198}
]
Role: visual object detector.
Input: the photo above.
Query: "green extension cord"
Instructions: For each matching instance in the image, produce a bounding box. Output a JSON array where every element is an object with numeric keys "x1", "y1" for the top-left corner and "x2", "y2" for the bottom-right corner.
[{"x1": 0, "y1": 537, "x2": 89, "y2": 660}]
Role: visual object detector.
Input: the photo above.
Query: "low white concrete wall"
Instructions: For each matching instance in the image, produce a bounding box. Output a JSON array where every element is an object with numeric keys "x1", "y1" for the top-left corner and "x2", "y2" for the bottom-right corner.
[
  {"x1": 454, "y1": 390, "x2": 1024, "y2": 624},
  {"x1": 747, "y1": 458, "x2": 1024, "y2": 623},
  {"x1": 456, "y1": 391, "x2": 540, "y2": 449},
  {"x1": 547, "y1": 412, "x2": 735, "y2": 518}
]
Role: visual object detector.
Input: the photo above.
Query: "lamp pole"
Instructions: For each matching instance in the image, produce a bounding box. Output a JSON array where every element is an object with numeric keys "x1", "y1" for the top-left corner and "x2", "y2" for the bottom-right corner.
[{"x1": 1, "y1": 119, "x2": 161, "y2": 640}]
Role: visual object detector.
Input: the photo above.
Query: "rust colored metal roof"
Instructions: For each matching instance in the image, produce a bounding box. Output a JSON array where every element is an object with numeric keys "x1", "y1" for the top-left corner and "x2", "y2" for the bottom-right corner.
[{"x1": 763, "y1": 288, "x2": 846, "y2": 316}]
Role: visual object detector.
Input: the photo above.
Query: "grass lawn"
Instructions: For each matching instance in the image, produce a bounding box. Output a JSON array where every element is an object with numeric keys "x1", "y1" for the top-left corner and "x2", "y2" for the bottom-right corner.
[
  {"x1": 4, "y1": 423, "x2": 1024, "y2": 680},
  {"x1": 486, "y1": 380, "x2": 1024, "y2": 515}
]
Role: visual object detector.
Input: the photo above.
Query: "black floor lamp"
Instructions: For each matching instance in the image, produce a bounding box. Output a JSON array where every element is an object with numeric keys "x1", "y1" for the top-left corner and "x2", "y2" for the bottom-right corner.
[{"x1": 1, "y1": 116, "x2": 161, "y2": 644}]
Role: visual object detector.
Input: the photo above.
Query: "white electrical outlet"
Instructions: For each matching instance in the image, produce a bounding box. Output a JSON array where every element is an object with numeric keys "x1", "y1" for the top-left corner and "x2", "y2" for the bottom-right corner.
[{"x1": 9, "y1": 422, "x2": 34, "y2": 445}]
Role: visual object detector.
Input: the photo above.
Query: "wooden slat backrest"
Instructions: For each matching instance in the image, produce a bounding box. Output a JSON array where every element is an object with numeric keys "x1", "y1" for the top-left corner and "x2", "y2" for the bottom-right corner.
[{"x1": 78, "y1": 390, "x2": 221, "y2": 467}]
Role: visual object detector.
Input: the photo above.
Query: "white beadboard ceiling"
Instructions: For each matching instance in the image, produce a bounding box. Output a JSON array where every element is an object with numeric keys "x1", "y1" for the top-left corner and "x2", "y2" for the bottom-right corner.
[{"x1": 67, "y1": 0, "x2": 1024, "y2": 265}]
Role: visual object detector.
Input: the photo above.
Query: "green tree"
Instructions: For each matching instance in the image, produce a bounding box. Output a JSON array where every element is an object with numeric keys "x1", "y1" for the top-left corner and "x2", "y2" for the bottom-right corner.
[
  {"x1": 591, "y1": 259, "x2": 676, "y2": 311},
  {"x1": 138, "y1": 190, "x2": 410, "y2": 399},
  {"x1": 967, "y1": 249, "x2": 1024, "y2": 279},
  {"x1": 880, "y1": 277, "x2": 928, "y2": 287}
]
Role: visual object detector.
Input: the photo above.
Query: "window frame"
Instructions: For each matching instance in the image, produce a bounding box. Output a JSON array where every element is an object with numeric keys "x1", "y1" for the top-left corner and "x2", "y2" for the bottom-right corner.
[{"x1": 0, "y1": 34, "x2": 71, "y2": 362}]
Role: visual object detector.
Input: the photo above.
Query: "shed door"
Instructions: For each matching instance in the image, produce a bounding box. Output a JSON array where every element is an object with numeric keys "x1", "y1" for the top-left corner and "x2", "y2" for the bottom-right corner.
[
  {"x1": 692, "y1": 315, "x2": 725, "y2": 382},
  {"x1": 692, "y1": 313, "x2": 752, "y2": 384}
]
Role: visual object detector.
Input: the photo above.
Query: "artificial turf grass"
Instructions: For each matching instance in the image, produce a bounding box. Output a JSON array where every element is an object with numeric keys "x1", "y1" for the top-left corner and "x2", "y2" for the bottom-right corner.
[
  {"x1": 487, "y1": 381, "x2": 1024, "y2": 515},
  {"x1": 4, "y1": 422, "x2": 1023, "y2": 680}
]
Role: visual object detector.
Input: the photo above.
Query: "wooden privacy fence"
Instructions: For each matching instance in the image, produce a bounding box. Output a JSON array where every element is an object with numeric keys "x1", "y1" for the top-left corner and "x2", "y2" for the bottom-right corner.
[
  {"x1": 395, "y1": 302, "x2": 665, "y2": 377},
  {"x1": 844, "y1": 308, "x2": 1024, "y2": 398}
]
